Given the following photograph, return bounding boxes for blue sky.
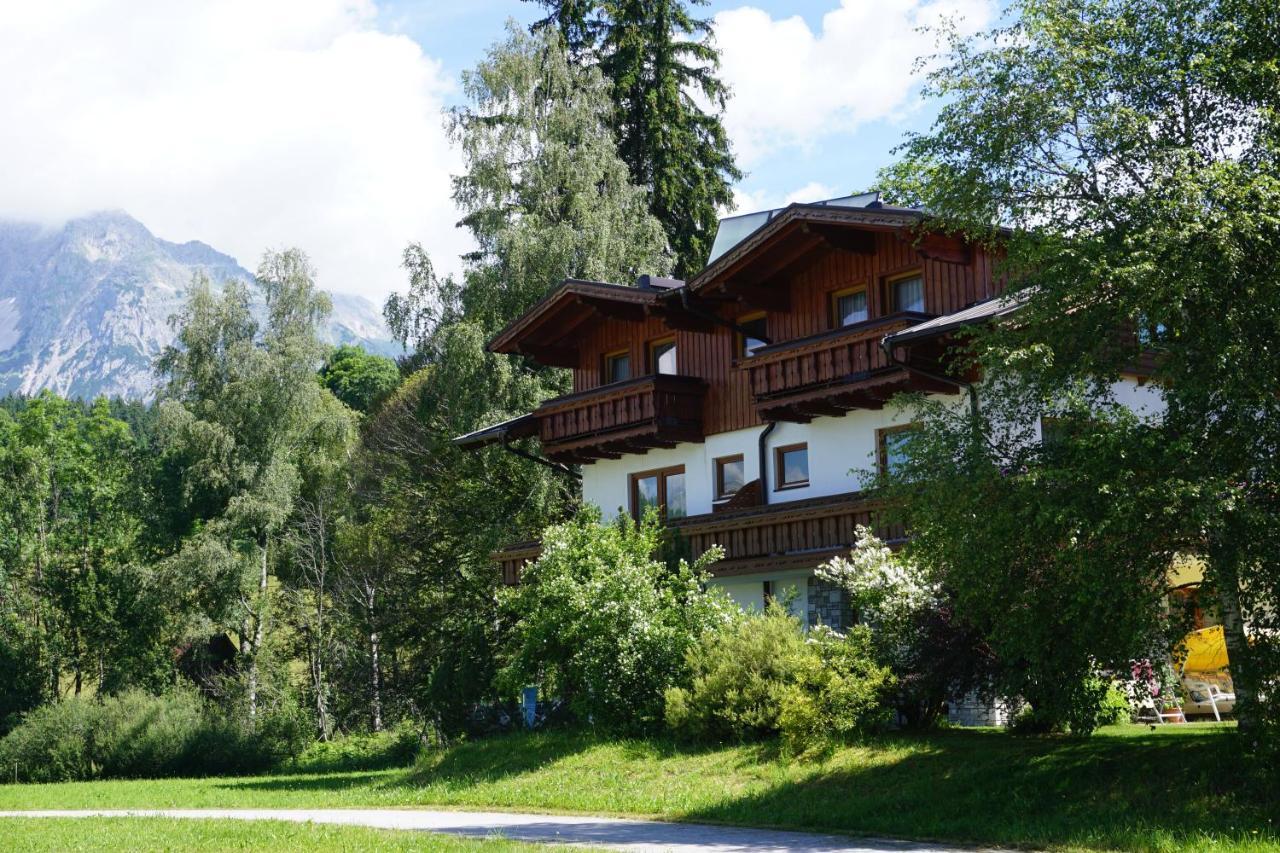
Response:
[0,0,997,301]
[380,0,977,213]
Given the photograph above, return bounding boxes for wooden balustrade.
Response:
[745,312,934,422]
[533,373,707,462]
[492,490,901,584]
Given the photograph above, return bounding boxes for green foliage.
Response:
[665,605,894,750]
[499,508,728,733]
[289,723,421,773]
[881,0,1280,738]
[878,390,1179,735]
[0,689,303,783]
[156,250,358,725]
[531,0,742,276]
[365,24,674,736]
[319,344,400,414]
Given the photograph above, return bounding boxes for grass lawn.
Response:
[0,723,1273,852]
[0,817,563,852]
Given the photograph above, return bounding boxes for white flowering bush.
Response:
[817,526,940,637]
[498,507,731,733]
[818,526,992,727]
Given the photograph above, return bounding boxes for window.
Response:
[630,466,686,520]
[648,337,677,375]
[603,349,631,383]
[736,312,768,359]
[877,424,919,476]
[889,273,925,314]
[714,454,745,501]
[774,443,809,490]
[831,287,868,327]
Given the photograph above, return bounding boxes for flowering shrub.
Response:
[818,527,993,727]
[498,507,730,734]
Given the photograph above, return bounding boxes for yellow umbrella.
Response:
[1177,625,1230,673]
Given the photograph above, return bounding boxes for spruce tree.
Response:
[530,0,742,277]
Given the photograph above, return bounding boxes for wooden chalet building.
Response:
[456,191,1164,632]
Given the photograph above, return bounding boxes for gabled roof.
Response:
[487,278,671,365]
[692,197,927,292]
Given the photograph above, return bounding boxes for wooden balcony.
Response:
[746,312,943,422]
[535,373,707,463]
[492,490,901,584]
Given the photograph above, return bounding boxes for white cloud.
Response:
[0,0,467,302]
[714,0,996,166]
[728,181,840,215]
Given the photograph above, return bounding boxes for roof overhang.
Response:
[690,203,927,294]
[487,279,672,366]
[882,290,1031,348]
[451,413,538,450]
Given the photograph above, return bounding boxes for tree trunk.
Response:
[371,625,384,732]
[1217,574,1256,735]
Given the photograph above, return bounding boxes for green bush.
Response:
[289,723,420,773]
[1098,681,1134,726]
[665,605,894,751]
[0,689,306,783]
[499,508,730,733]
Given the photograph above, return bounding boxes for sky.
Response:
[0,0,997,304]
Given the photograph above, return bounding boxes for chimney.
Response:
[636,274,685,291]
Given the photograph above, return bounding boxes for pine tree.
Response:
[530,0,742,278]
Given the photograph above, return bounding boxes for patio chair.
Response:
[1205,684,1235,723]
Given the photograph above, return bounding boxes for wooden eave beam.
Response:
[577,295,648,321]
[802,223,876,255]
[516,342,579,368]
[725,281,790,311]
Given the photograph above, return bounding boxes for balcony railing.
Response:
[535,373,707,462]
[493,489,901,584]
[746,312,933,422]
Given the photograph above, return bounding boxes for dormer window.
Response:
[737,312,768,359]
[889,273,925,314]
[832,287,868,327]
[604,349,631,383]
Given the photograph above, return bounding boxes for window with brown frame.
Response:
[630,465,686,520]
[830,286,868,328]
[773,442,809,490]
[887,271,926,314]
[877,424,920,477]
[736,312,768,359]
[647,336,677,375]
[603,348,631,383]
[713,454,745,501]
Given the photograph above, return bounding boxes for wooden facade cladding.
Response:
[558,231,998,436]
[492,489,902,584]
[535,373,707,462]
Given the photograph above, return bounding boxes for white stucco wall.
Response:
[580,392,959,522]
[712,570,810,620]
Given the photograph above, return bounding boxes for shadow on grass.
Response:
[409,729,599,787]
[680,726,1277,849]
[213,770,392,794]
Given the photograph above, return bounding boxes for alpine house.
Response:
[455,191,1165,632]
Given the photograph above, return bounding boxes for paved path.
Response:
[0,808,997,852]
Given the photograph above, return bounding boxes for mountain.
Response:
[0,211,400,400]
